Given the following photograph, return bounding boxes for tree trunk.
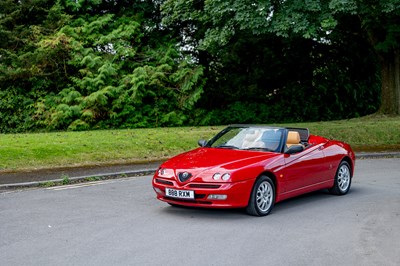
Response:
[378,50,400,114]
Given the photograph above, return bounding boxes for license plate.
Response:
[165,188,194,199]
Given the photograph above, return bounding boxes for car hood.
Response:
[161,147,279,173]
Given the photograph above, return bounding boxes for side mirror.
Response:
[285,145,304,154]
[198,139,207,147]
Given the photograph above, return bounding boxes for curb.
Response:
[1,152,399,190]
[0,169,156,190]
[355,152,400,159]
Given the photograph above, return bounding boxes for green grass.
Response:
[281,115,400,151]
[0,115,399,172]
[0,127,221,171]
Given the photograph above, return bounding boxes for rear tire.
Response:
[329,161,352,195]
[246,176,275,216]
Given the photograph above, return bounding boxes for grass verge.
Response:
[0,115,399,172]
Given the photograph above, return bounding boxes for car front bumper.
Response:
[152,177,254,208]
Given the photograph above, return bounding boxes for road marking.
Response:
[45,176,143,191]
[46,180,116,191]
[0,190,21,195]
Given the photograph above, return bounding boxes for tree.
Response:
[0,0,70,132]
[0,0,205,132]
[163,0,399,114]
[32,0,205,130]
[353,0,400,114]
[161,0,381,123]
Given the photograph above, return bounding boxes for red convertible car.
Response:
[152,125,355,216]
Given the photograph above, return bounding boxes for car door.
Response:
[282,143,330,194]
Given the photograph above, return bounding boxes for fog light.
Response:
[207,194,227,200]
[154,187,163,194]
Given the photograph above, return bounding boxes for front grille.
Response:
[178,172,192,182]
[188,184,221,189]
[155,178,173,186]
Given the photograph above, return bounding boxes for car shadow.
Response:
[160,204,249,220]
[272,186,364,214]
[159,186,365,219]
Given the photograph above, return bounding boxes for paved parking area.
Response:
[1,158,399,266]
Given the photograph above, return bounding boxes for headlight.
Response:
[213,173,221,180]
[221,173,231,181]
[157,168,174,178]
[212,172,231,181]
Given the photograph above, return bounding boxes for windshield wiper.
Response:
[216,145,239,149]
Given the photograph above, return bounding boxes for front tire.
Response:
[246,176,275,216]
[329,161,352,195]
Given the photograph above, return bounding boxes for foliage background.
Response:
[1,0,395,133]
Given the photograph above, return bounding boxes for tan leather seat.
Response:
[286,131,301,148]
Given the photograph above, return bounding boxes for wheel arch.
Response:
[256,171,278,195]
[341,156,354,177]
[246,171,277,216]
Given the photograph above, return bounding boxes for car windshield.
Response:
[208,127,284,152]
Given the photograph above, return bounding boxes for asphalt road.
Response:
[1,158,399,266]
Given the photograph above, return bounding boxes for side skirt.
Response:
[276,179,334,202]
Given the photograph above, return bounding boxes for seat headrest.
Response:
[287,131,301,145]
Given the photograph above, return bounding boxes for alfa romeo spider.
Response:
[152,125,355,216]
